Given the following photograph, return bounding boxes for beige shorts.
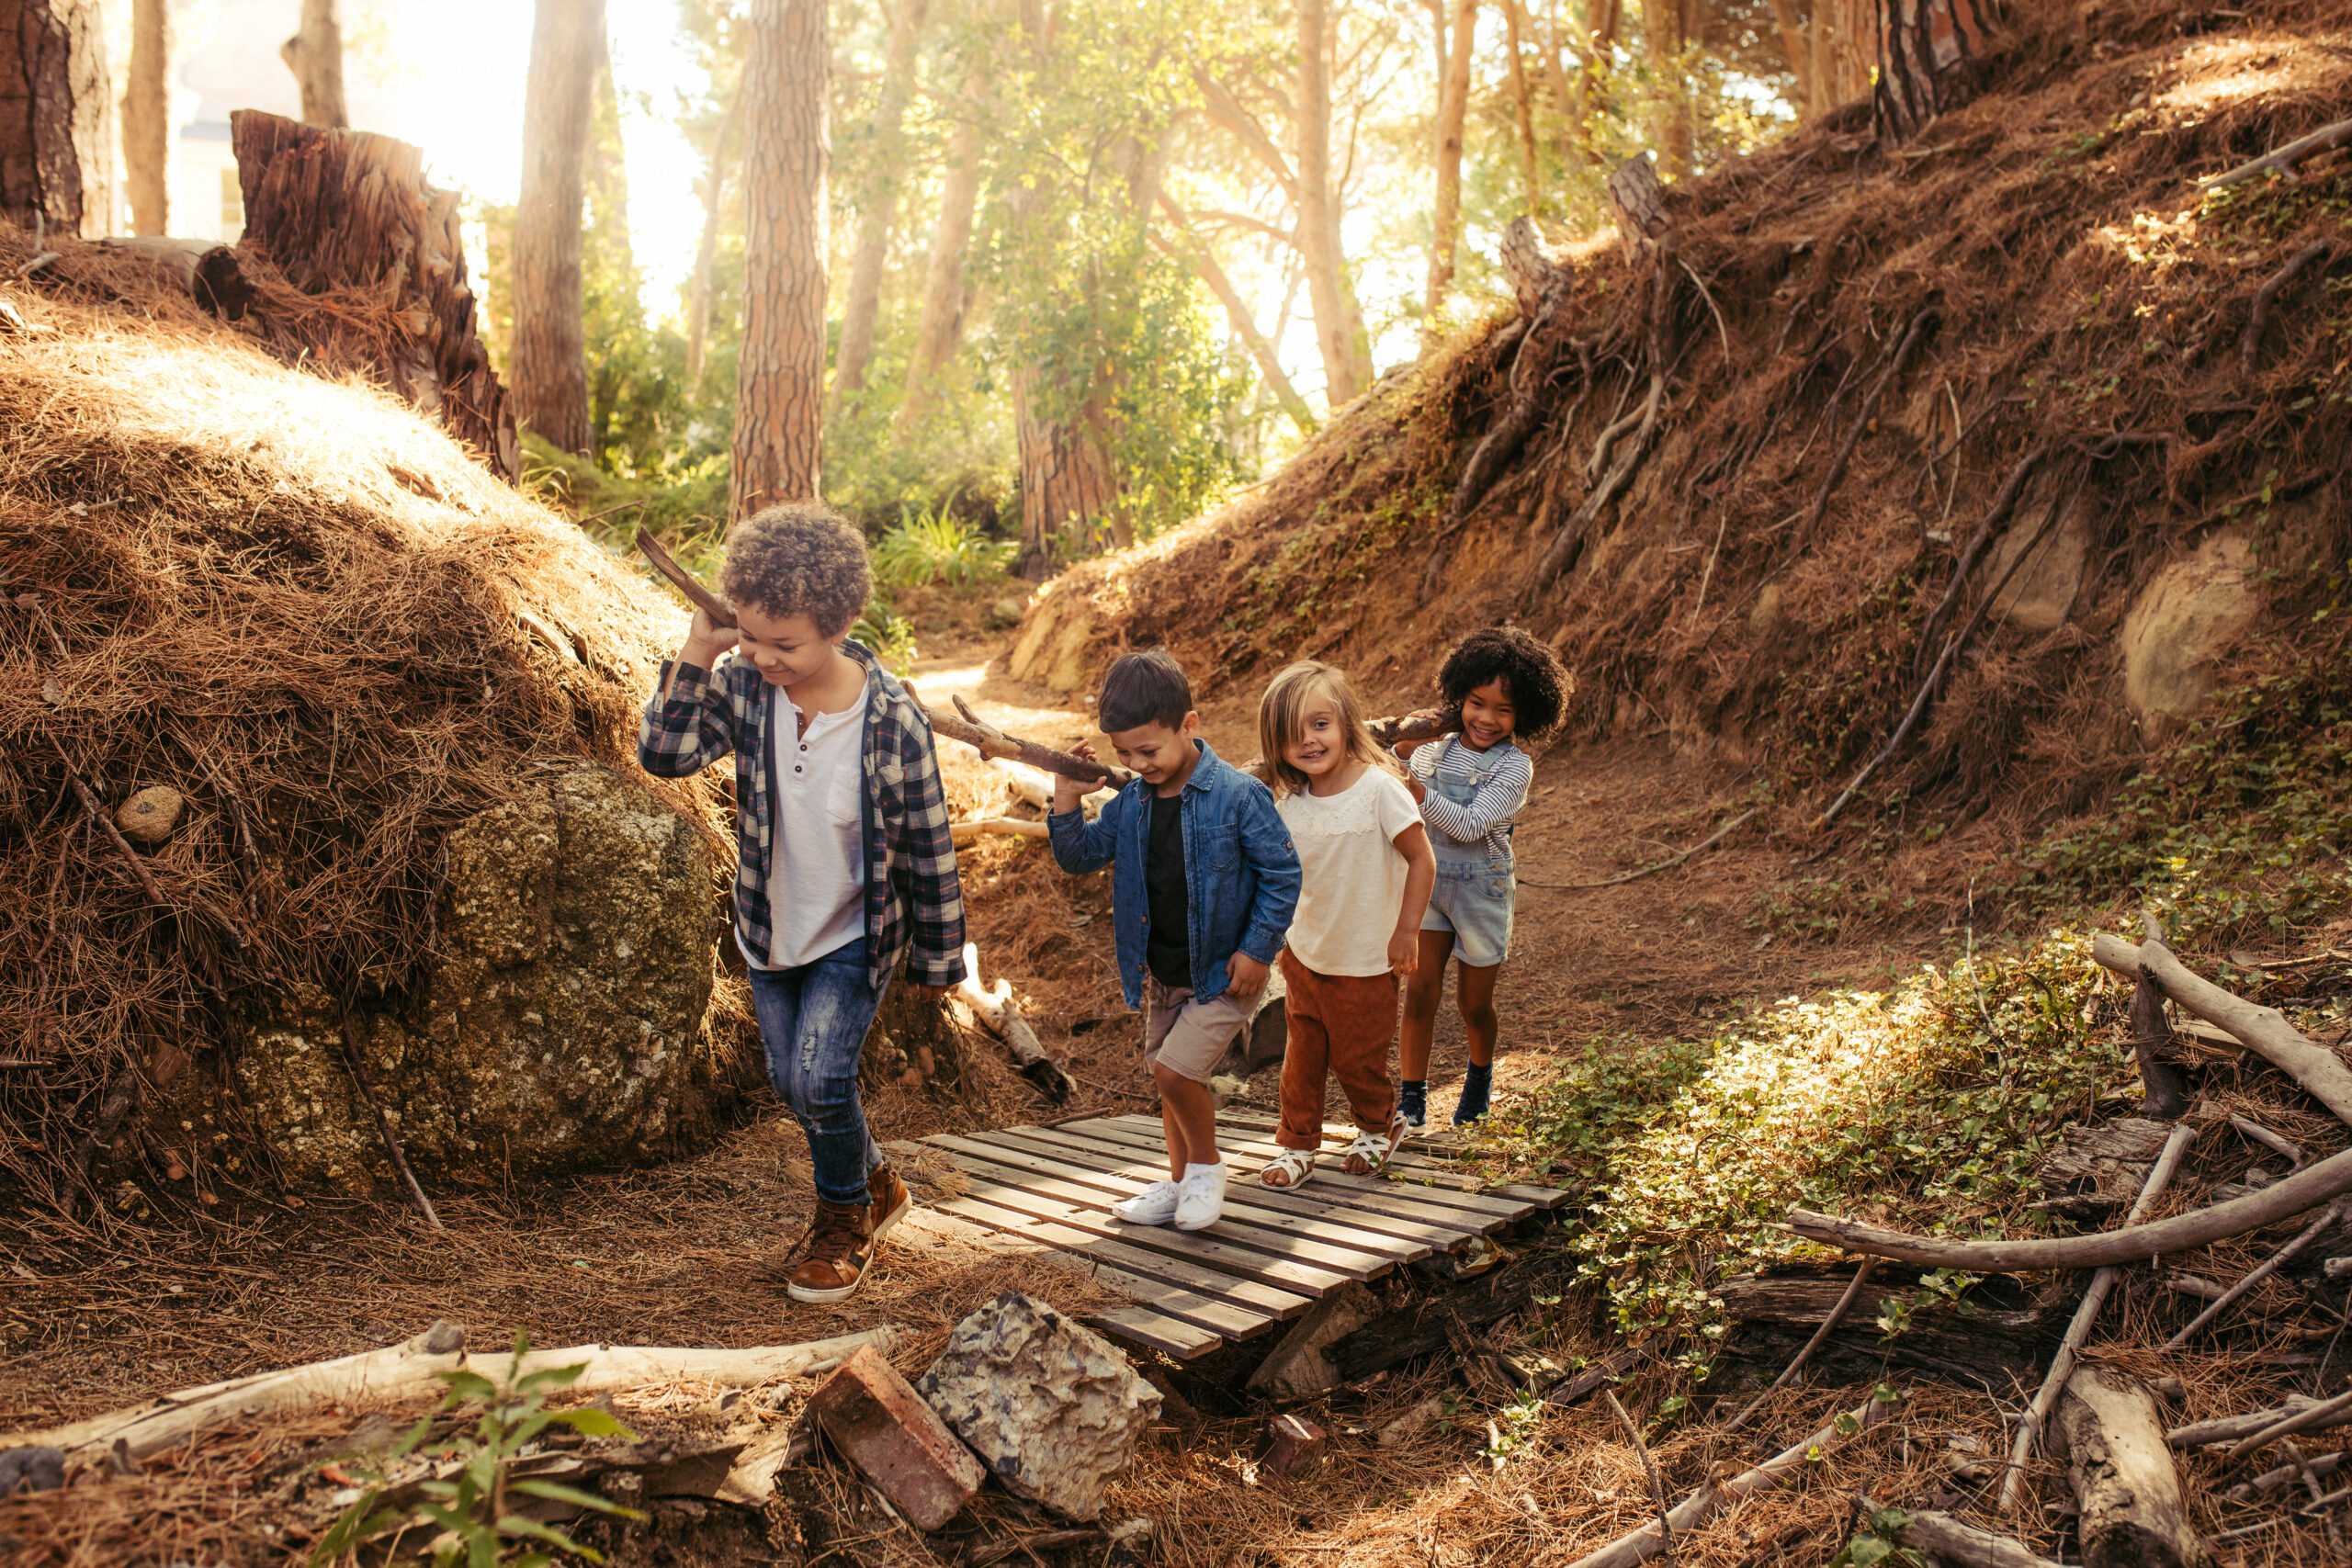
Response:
[1142,977,1254,1085]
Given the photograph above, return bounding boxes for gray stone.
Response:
[916,1292,1160,1521]
[1245,1281,1376,1403]
[986,594,1029,630]
[235,763,731,1188]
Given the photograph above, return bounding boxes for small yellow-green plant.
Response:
[311,1334,643,1568]
[874,502,1012,588]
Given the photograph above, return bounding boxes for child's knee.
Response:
[1403,974,1442,1015]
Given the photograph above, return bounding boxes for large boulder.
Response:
[235,763,731,1188]
[2120,531,2258,738]
[915,1292,1160,1520]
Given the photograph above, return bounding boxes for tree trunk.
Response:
[1641,0,1690,176]
[833,0,930,407]
[1295,0,1371,407]
[1423,0,1477,346]
[230,110,521,480]
[897,78,982,430]
[684,79,742,389]
[121,0,167,233]
[1,0,111,237]
[1872,0,1993,145]
[1013,373,1118,579]
[512,0,605,457]
[278,0,347,130]
[1762,0,1813,114]
[730,0,830,516]
[1499,0,1540,214]
[1811,0,1871,115]
[2053,1368,2199,1568]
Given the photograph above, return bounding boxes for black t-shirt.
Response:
[1145,790,1192,989]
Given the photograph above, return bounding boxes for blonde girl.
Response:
[1251,661,1436,1188]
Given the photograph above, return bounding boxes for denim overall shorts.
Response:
[1417,737,1518,968]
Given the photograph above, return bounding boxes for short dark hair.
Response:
[1098,648,1193,733]
[1438,626,1572,740]
[721,502,872,635]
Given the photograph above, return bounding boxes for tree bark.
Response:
[1873,0,1993,144]
[684,78,742,389]
[1641,0,1690,177]
[1811,0,1872,116]
[512,0,605,457]
[122,0,167,233]
[231,110,522,481]
[1295,0,1371,407]
[2053,1369,2199,1568]
[731,0,830,515]
[1,0,111,236]
[899,64,985,430]
[833,0,930,406]
[1422,0,1477,346]
[277,0,347,130]
[1499,0,1541,214]
[1012,371,1118,578]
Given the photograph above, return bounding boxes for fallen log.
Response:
[1563,1387,1900,1568]
[2092,932,2352,1126]
[2053,1368,2199,1568]
[1784,1139,2352,1270]
[954,942,1077,1103]
[1721,1258,1877,1433]
[6,1321,896,1465]
[1996,1122,2195,1513]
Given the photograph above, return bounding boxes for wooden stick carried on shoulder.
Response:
[633,527,1131,790]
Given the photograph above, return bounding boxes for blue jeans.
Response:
[746,935,888,1206]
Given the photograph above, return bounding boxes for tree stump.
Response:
[229,109,519,482]
[2053,1367,2199,1568]
[1605,155,1669,264]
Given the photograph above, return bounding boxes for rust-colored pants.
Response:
[1275,949,1399,1151]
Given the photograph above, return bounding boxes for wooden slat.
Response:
[1061,1118,1523,1227]
[1172,1111,1573,1211]
[917,1192,1314,1321]
[911,1147,1356,1294]
[924,1134,1415,1276]
[922,1196,1280,1340]
[1080,1116,1535,1219]
[897,1208,1226,1359]
[1001,1124,1493,1247]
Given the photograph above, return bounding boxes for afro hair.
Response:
[1436,626,1573,740]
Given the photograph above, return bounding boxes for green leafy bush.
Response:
[874,503,1013,588]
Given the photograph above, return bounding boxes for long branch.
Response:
[2092,933,2352,1126]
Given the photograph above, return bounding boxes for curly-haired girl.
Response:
[1396,626,1570,1127]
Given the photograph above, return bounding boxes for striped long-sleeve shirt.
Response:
[1408,736,1532,860]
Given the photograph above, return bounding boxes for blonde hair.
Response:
[1257,660,1403,798]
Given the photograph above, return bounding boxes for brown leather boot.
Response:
[786,1199,874,1303]
[868,1164,913,1246]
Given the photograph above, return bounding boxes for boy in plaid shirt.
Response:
[639,503,966,1303]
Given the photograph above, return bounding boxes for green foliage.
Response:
[874,501,1014,588]
[311,1334,643,1567]
[852,599,922,674]
[1832,1506,1925,1568]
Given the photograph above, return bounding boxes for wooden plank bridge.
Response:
[890,1109,1568,1360]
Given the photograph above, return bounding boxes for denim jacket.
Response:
[1046,739,1300,1010]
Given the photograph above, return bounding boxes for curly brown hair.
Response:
[1437,626,1573,740]
[720,502,872,634]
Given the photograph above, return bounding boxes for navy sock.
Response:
[1398,1080,1427,1123]
[1453,1063,1493,1124]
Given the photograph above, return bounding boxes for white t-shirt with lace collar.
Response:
[1274,763,1423,977]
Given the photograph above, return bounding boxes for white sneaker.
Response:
[1113,1180,1181,1225]
[1173,1163,1227,1232]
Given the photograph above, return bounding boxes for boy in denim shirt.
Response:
[1048,649,1300,1230]
[639,503,965,1303]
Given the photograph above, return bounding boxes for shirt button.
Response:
[794,765,803,773]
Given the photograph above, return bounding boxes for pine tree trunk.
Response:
[1499,0,1540,214]
[230,110,520,480]
[122,0,167,233]
[277,0,348,130]
[1013,373,1118,580]
[1295,0,1370,408]
[899,60,985,430]
[1,0,112,237]
[1422,0,1476,345]
[730,0,830,517]
[684,80,742,389]
[1642,0,1690,176]
[1873,0,1992,144]
[1762,0,1814,114]
[1811,0,1872,115]
[511,0,605,457]
[833,0,930,407]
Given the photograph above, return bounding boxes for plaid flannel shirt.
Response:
[638,638,966,992]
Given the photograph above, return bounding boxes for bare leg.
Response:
[1455,960,1501,1067]
[1155,1064,1222,1172]
[1398,930,1454,1082]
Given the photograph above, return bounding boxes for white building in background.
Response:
[164,0,401,242]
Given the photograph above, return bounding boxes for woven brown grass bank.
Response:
[0,226,731,1218]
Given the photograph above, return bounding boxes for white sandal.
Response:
[1340,1117,1407,1177]
[1258,1148,1316,1190]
